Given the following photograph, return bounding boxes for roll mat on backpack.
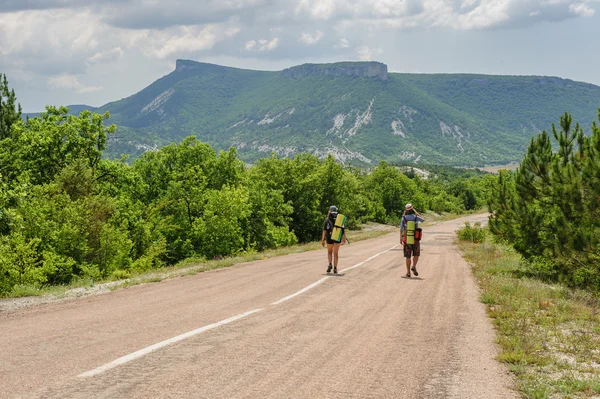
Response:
[330,213,346,243]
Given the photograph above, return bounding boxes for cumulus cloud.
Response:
[337,38,350,48]
[0,9,106,75]
[356,45,383,61]
[87,47,124,65]
[143,25,220,58]
[292,0,597,30]
[100,0,269,29]
[245,37,280,51]
[260,37,280,51]
[299,30,324,45]
[48,74,102,93]
[295,0,338,20]
[569,3,595,16]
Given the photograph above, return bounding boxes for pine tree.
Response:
[0,73,22,140]
[489,109,600,289]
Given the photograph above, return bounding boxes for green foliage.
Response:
[457,222,487,243]
[364,161,423,223]
[488,110,600,290]
[1,106,115,185]
[0,73,22,140]
[192,186,250,259]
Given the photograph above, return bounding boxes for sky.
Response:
[1,0,599,112]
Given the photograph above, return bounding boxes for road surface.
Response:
[0,214,517,398]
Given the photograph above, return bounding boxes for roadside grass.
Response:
[6,221,399,301]
[458,226,600,399]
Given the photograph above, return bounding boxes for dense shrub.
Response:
[457,222,487,243]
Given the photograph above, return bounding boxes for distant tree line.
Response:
[0,74,490,296]
[488,110,600,291]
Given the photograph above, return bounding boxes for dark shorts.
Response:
[326,238,338,245]
[403,241,421,258]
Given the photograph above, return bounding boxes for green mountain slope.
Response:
[83,60,600,166]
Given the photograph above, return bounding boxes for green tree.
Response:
[365,161,423,223]
[0,107,116,185]
[489,110,600,289]
[0,73,22,140]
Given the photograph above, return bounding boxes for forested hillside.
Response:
[51,60,600,167]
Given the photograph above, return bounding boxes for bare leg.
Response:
[406,257,411,275]
[332,243,341,268]
[327,244,333,265]
[412,256,419,269]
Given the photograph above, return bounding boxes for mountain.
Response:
[53,60,600,166]
[23,104,98,120]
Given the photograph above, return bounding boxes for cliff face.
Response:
[175,59,389,81]
[282,62,388,81]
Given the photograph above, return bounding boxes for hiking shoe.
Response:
[411,267,419,276]
[327,264,333,273]
[333,267,337,274]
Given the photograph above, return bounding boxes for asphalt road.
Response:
[0,214,517,399]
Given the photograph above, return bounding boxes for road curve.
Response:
[0,214,517,399]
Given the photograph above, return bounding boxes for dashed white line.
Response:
[271,245,398,305]
[271,277,330,305]
[79,244,399,377]
[339,245,398,273]
[78,308,264,378]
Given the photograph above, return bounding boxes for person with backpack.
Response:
[400,203,425,278]
[321,205,347,274]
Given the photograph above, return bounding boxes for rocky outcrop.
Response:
[282,62,388,81]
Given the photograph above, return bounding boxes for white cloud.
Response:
[299,30,324,45]
[292,0,598,30]
[48,74,102,93]
[246,37,280,51]
[338,38,350,48]
[357,45,383,61]
[100,0,270,29]
[262,37,280,50]
[144,25,219,58]
[87,47,124,65]
[569,3,595,16]
[226,26,241,37]
[295,0,338,20]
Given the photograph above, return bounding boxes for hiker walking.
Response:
[400,203,424,278]
[321,205,347,274]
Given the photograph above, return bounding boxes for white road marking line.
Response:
[271,277,330,305]
[271,245,398,305]
[79,245,400,377]
[78,308,264,378]
[339,245,398,273]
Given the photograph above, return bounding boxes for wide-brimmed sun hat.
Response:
[405,203,413,210]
